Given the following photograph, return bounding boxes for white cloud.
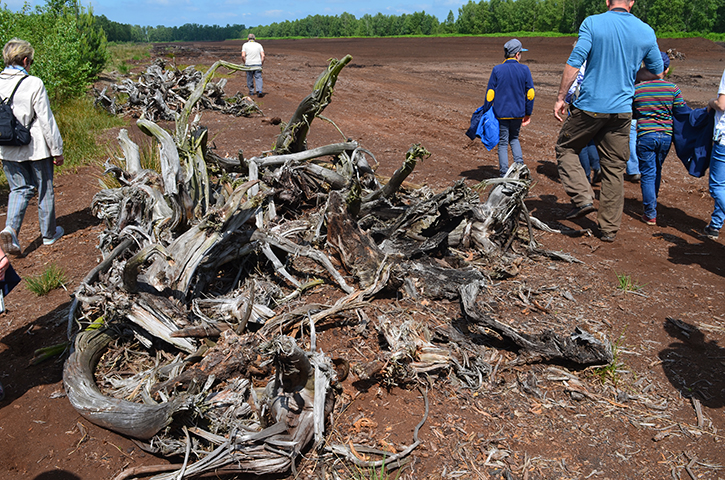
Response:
[260,9,286,18]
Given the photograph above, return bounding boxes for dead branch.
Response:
[274,55,352,154]
[460,283,613,366]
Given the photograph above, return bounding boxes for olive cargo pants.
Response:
[555,107,632,235]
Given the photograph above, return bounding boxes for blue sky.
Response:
[4,0,466,28]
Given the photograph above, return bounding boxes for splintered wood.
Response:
[66,55,612,479]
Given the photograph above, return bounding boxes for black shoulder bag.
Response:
[0,75,34,146]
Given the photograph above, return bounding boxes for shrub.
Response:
[0,0,109,102]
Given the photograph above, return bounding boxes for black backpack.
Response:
[0,75,33,146]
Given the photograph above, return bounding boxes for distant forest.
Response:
[97,0,725,42]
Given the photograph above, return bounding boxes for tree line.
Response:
[95,16,246,43]
[89,0,725,44]
[245,0,725,38]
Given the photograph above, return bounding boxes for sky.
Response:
[4,0,467,28]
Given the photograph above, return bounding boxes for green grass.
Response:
[351,463,401,480]
[614,271,645,292]
[54,96,126,170]
[106,43,152,74]
[25,263,68,296]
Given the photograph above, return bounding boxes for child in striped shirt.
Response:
[632,51,686,225]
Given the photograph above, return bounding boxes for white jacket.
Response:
[0,68,63,161]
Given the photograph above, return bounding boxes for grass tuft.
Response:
[54,96,126,170]
[614,271,644,292]
[25,264,68,296]
[352,464,401,480]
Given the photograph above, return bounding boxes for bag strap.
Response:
[6,75,28,106]
[2,75,35,129]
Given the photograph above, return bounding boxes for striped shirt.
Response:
[633,79,686,137]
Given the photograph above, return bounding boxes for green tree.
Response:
[39,0,108,77]
[456,1,491,34]
[439,10,457,34]
[1,2,101,101]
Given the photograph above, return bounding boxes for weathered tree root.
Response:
[64,328,190,440]
[460,283,613,366]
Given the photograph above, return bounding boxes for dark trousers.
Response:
[555,107,632,234]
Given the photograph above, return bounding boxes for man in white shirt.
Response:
[242,33,265,97]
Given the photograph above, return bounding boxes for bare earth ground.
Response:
[1,36,725,480]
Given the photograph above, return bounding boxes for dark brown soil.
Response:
[1,36,724,480]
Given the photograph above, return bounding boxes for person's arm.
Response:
[260,47,265,64]
[709,94,725,112]
[523,69,534,126]
[0,245,8,281]
[33,79,64,158]
[640,42,665,81]
[241,50,247,63]
[483,69,497,112]
[554,64,579,122]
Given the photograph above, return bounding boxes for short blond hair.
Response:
[3,38,34,67]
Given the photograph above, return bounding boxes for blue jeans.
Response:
[636,132,672,219]
[246,65,263,94]
[627,120,640,175]
[498,118,523,176]
[578,141,600,180]
[2,158,57,239]
[708,142,725,230]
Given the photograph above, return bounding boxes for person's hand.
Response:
[0,253,9,281]
[553,99,568,122]
[522,115,531,127]
[53,155,64,166]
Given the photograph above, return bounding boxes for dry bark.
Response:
[326,190,386,288]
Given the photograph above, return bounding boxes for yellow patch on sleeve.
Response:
[527,88,535,101]
[486,89,495,102]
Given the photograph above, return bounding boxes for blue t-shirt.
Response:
[568,10,663,114]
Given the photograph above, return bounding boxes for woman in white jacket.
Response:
[0,38,64,256]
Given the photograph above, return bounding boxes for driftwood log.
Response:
[274,54,352,154]
[64,327,190,440]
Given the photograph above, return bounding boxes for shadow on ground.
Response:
[659,318,725,409]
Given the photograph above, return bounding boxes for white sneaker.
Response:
[43,226,64,246]
[0,227,21,256]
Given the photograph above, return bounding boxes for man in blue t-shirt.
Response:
[553,0,663,242]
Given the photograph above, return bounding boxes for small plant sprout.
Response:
[593,330,626,386]
[25,264,68,296]
[614,271,645,293]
